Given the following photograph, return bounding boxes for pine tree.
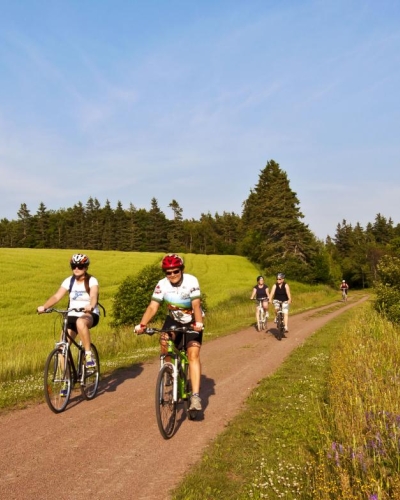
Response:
[241,160,318,280]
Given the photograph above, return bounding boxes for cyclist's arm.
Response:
[286,284,292,304]
[269,284,276,302]
[191,297,203,331]
[37,286,68,313]
[87,284,99,313]
[140,300,160,326]
[250,288,256,300]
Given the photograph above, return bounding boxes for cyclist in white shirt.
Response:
[37,253,99,369]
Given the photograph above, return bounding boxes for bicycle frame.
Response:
[145,325,198,439]
[160,337,190,402]
[43,307,100,413]
[252,297,268,331]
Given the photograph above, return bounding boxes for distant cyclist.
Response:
[250,276,269,324]
[340,280,349,301]
[269,273,292,333]
[37,253,100,369]
[134,254,204,412]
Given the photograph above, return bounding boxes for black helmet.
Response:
[256,275,264,281]
[70,253,90,267]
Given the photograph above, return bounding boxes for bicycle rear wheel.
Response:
[44,348,71,413]
[80,343,100,400]
[155,364,177,439]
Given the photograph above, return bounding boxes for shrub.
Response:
[374,255,400,324]
[111,263,164,328]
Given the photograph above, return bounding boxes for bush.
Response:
[374,255,400,324]
[110,263,164,328]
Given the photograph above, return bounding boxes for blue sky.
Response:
[1,0,399,240]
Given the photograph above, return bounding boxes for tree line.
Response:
[1,160,399,288]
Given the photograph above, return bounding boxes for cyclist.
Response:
[269,272,292,333]
[37,253,100,369]
[250,275,269,325]
[134,254,204,412]
[340,279,349,301]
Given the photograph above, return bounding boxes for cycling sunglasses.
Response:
[70,264,87,270]
[165,269,181,276]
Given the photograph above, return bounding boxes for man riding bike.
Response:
[134,254,204,412]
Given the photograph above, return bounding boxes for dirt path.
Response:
[0,297,368,500]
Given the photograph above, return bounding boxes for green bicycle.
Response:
[145,325,198,439]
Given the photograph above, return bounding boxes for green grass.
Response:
[171,298,400,500]
[0,248,339,410]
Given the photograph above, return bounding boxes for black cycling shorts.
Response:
[162,316,203,349]
[67,313,99,333]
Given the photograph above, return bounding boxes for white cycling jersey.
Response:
[61,275,100,317]
[151,273,201,324]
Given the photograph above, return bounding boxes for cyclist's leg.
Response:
[187,344,201,395]
[75,314,94,352]
[282,303,289,330]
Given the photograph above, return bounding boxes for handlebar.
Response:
[40,307,86,314]
[144,326,199,336]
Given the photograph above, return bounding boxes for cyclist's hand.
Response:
[192,322,204,332]
[134,324,146,334]
[37,306,45,314]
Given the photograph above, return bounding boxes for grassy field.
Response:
[0,248,338,409]
[171,299,400,499]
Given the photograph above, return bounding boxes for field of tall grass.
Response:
[171,301,400,500]
[0,248,338,409]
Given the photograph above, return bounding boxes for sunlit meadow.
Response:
[1,248,338,411]
[171,299,400,500]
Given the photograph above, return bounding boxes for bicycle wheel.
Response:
[81,343,100,400]
[155,364,177,439]
[44,348,71,413]
[257,308,263,331]
[276,314,283,341]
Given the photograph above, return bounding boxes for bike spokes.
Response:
[44,348,71,413]
[155,365,177,439]
[81,344,100,400]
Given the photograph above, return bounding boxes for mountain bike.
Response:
[145,325,198,439]
[42,308,100,413]
[274,301,287,341]
[341,288,348,302]
[252,298,268,331]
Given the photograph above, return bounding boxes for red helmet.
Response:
[161,253,184,270]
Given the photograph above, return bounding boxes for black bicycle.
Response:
[145,325,198,439]
[42,308,100,413]
[274,301,287,341]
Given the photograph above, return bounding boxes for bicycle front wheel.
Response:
[257,309,263,331]
[276,314,284,341]
[44,348,71,413]
[81,343,100,400]
[155,364,177,439]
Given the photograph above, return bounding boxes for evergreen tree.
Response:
[241,160,318,281]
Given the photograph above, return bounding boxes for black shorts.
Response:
[162,316,203,349]
[67,313,99,333]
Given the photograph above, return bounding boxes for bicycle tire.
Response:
[155,364,177,439]
[276,313,283,341]
[257,308,263,331]
[44,348,71,413]
[80,343,100,400]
